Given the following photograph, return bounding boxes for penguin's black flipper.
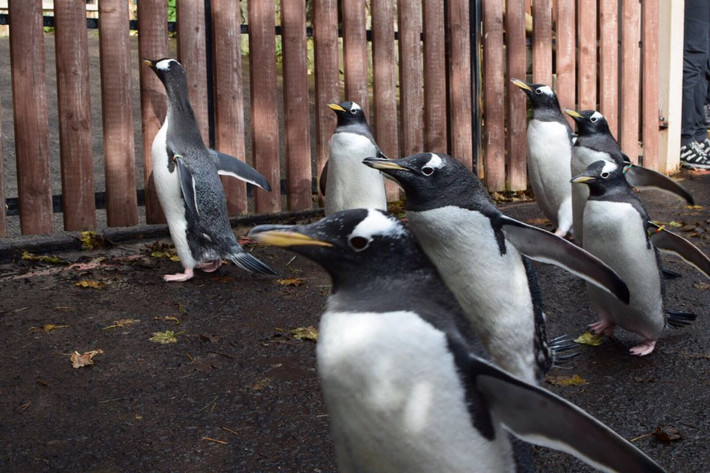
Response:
[665,310,697,328]
[175,155,199,217]
[228,251,277,276]
[499,216,631,304]
[208,149,272,191]
[468,356,666,473]
[624,165,695,205]
[318,160,329,196]
[648,222,710,278]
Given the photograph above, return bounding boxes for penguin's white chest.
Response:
[317,309,514,473]
[151,118,196,267]
[583,200,664,339]
[407,207,537,384]
[325,133,387,215]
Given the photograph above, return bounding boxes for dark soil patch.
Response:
[1,171,709,472]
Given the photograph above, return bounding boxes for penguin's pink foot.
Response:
[197,260,222,273]
[163,267,195,282]
[629,340,657,356]
[589,320,616,337]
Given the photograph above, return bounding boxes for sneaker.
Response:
[680,141,710,169]
[705,104,710,127]
[698,137,710,155]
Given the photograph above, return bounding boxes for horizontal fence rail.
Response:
[0,0,674,237]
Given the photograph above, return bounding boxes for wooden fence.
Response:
[0,0,681,237]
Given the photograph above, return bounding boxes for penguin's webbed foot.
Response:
[163,267,195,282]
[629,339,656,356]
[588,320,616,337]
[198,260,223,273]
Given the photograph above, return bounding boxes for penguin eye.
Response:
[535,88,543,95]
[348,236,370,251]
[421,166,435,176]
[350,108,358,115]
[600,171,610,179]
[590,116,598,123]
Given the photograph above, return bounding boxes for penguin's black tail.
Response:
[666,310,697,329]
[229,251,277,275]
[550,334,580,365]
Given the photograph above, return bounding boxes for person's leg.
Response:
[681,0,710,147]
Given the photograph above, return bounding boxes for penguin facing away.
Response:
[565,109,694,246]
[145,58,275,282]
[364,153,630,385]
[572,159,708,356]
[320,101,388,215]
[248,208,664,473]
[511,79,574,237]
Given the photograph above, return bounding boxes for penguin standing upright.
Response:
[145,58,275,282]
[364,153,630,384]
[320,101,388,215]
[511,79,574,237]
[249,208,664,473]
[565,109,694,245]
[572,158,709,355]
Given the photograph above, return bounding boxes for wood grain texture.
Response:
[577,0,597,110]
[447,0,473,170]
[422,0,447,154]
[621,0,641,163]
[599,0,619,136]
[398,0,424,157]
[641,0,659,170]
[482,0,505,190]
[507,0,528,191]
[342,0,369,117]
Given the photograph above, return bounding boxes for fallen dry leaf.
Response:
[154,315,180,325]
[75,280,106,289]
[79,231,111,250]
[290,326,319,341]
[653,425,682,445]
[102,319,140,330]
[546,374,588,386]
[574,331,604,346]
[70,349,104,368]
[686,205,704,210]
[693,282,710,291]
[251,377,272,391]
[21,251,65,264]
[149,331,178,344]
[276,278,305,287]
[29,324,69,333]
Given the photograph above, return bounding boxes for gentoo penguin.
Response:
[320,101,388,215]
[248,209,664,473]
[511,79,573,237]
[364,153,630,385]
[144,58,275,281]
[565,109,694,246]
[572,159,709,355]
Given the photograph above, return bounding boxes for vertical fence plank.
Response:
[371,0,400,200]
[423,0,447,153]
[621,0,641,163]
[447,0,473,170]
[99,0,138,227]
[248,0,281,212]
[342,0,369,117]
[482,0,505,190]
[0,96,5,236]
[599,0,619,136]
[55,0,96,231]
[532,0,552,86]
[282,0,312,210]
[313,0,340,181]
[137,0,168,224]
[176,0,209,144]
[507,0,528,191]
[211,0,247,215]
[9,0,53,234]
[577,0,597,110]
[398,0,424,157]
[642,0,659,170]
[555,0,575,116]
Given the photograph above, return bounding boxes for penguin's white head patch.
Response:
[535,85,554,96]
[156,59,177,71]
[422,154,445,176]
[600,160,618,178]
[348,210,404,251]
[590,111,604,123]
[349,102,362,113]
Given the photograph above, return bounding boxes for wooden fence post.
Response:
[482,0,505,189]
[211,0,248,215]
[657,0,683,172]
[248,0,281,213]
[600,0,619,136]
[577,0,597,110]
[532,0,552,86]
[642,0,660,170]
[282,0,313,210]
[98,0,139,227]
[9,0,53,234]
[621,0,641,163]
[447,0,473,170]
[556,0,576,119]
[398,0,424,158]
[313,0,340,184]
[137,0,169,224]
[422,0,447,154]
[176,0,209,145]
[55,0,96,231]
[507,0,528,191]
[372,0,401,200]
[342,0,370,118]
